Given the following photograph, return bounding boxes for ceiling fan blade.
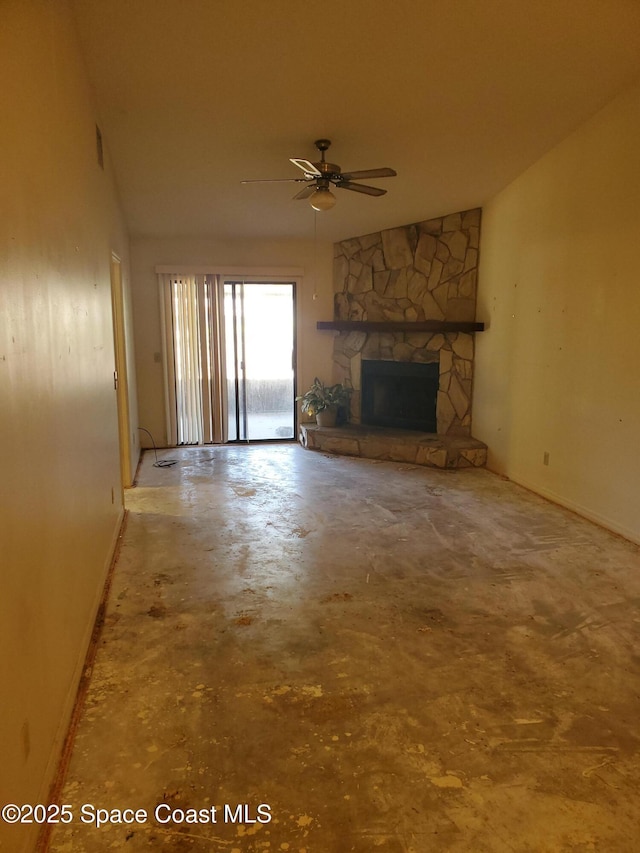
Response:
[337,181,387,197]
[292,184,316,200]
[340,167,397,180]
[290,158,322,177]
[241,178,308,184]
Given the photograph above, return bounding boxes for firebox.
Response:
[361,359,439,432]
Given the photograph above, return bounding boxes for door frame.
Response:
[110,253,132,488]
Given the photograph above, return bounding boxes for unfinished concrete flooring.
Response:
[49,445,640,852]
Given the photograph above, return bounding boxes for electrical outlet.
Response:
[111,487,115,503]
[543,452,550,466]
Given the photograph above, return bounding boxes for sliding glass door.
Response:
[223,281,295,442]
[160,274,296,445]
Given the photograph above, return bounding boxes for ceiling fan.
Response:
[241,139,397,211]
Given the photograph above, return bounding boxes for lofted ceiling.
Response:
[72,0,640,244]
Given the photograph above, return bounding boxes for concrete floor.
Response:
[49,445,640,852]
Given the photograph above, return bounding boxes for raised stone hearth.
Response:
[299,424,487,469]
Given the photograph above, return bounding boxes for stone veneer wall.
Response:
[332,208,481,436]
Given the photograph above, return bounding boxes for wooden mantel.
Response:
[316,320,485,333]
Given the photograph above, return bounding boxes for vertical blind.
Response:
[159,274,226,446]
[171,275,203,444]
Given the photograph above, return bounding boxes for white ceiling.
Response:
[72,0,640,244]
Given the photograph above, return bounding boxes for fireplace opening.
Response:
[361,359,439,432]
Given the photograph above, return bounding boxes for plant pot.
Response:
[316,407,337,427]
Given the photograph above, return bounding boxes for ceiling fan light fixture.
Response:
[309,186,336,211]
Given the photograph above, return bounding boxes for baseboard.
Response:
[35,507,127,853]
[501,473,640,546]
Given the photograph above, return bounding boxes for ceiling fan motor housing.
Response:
[315,161,341,177]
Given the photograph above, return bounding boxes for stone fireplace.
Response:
[332,208,482,436]
[299,207,487,469]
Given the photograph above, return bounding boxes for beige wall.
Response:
[474,80,640,544]
[131,236,335,446]
[0,3,137,850]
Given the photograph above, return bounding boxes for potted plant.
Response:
[296,377,352,427]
